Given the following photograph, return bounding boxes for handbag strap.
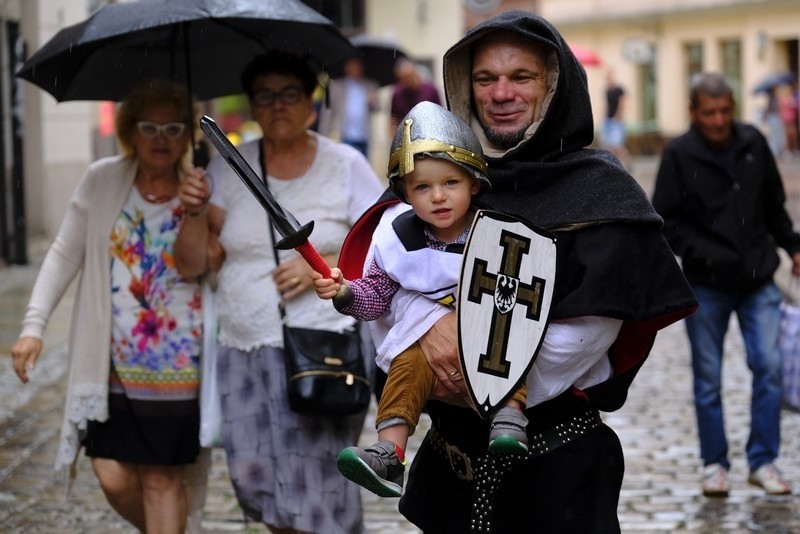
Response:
[267,220,286,320]
[258,142,288,320]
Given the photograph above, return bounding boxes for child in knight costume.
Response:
[312,101,529,498]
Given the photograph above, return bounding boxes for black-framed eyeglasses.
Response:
[251,86,305,107]
[136,121,187,139]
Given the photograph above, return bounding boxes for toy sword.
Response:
[199,115,331,278]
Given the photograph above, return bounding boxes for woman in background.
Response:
[175,51,383,533]
[11,80,207,533]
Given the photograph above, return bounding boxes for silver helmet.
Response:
[388,101,490,203]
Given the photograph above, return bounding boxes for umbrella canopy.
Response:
[16,0,356,102]
[570,43,602,67]
[328,34,408,87]
[752,72,796,94]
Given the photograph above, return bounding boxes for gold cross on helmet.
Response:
[388,118,489,178]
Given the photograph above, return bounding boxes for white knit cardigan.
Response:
[22,156,212,525]
[22,155,143,471]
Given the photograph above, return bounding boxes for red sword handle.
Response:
[295,241,331,279]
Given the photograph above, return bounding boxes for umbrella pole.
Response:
[181,22,204,167]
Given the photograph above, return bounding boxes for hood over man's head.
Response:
[443,10,594,161]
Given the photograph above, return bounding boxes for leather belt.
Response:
[427,407,602,479]
[426,407,603,533]
[428,426,475,481]
[526,407,603,457]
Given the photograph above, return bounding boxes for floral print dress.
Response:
[83,188,202,465]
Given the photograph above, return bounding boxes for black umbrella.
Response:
[328,34,408,87]
[16,0,356,103]
[752,72,796,94]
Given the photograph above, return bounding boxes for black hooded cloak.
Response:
[338,10,696,533]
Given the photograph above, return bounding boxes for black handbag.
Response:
[282,323,371,416]
[261,157,370,416]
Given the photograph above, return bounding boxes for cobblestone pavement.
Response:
[1,156,800,533]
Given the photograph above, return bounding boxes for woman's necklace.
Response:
[136,174,177,204]
[141,191,174,204]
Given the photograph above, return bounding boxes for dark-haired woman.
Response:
[176,52,383,533]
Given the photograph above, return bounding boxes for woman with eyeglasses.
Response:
[10,80,210,533]
[175,51,383,534]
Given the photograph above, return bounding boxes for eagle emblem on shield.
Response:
[457,210,557,417]
[495,275,518,313]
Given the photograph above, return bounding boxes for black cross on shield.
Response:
[457,210,557,417]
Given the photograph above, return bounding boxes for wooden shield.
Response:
[457,210,557,418]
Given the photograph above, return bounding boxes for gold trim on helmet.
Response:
[387,118,489,178]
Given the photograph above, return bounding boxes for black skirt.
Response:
[83,392,200,466]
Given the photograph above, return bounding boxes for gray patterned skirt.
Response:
[217,344,368,533]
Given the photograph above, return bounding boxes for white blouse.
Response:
[208,133,383,351]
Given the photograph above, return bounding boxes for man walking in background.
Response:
[601,69,631,170]
[389,58,441,134]
[318,56,378,158]
[652,72,800,497]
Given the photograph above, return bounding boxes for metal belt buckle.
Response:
[445,443,473,481]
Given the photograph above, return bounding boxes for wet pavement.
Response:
[1,156,800,533]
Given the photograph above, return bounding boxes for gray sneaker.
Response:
[488,406,529,454]
[336,440,405,498]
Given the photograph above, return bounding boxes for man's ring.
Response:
[449,370,459,377]
[292,277,300,286]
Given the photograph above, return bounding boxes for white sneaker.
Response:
[702,463,729,497]
[748,464,792,495]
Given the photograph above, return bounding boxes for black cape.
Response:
[338,10,696,532]
[341,11,695,412]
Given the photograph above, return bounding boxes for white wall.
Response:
[20,0,94,238]
[365,0,464,174]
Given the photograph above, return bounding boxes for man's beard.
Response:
[483,125,527,150]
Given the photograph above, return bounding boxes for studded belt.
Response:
[425,407,603,533]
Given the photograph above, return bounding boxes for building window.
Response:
[638,61,657,125]
[684,42,703,91]
[720,39,742,117]
[684,42,703,114]
[301,0,365,35]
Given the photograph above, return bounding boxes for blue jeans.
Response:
[685,283,783,471]
[601,118,625,148]
[343,139,368,158]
